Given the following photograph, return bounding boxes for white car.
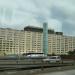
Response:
[43,56,61,63]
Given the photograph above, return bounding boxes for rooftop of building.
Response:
[0,26,63,35]
[24,26,63,35]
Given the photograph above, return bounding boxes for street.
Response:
[37,69,75,75]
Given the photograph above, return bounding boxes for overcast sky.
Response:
[0,0,75,36]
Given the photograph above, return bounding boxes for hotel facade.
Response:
[0,26,75,55]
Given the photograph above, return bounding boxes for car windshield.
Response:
[0,0,75,75]
[50,57,57,59]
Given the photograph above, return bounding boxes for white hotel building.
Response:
[0,26,75,55]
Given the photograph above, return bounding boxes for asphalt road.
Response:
[0,69,75,75]
[37,69,75,75]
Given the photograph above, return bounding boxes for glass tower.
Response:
[43,22,48,56]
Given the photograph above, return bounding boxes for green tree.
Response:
[68,50,75,55]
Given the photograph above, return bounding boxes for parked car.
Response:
[43,56,62,63]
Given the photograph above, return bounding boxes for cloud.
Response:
[0,0,75,35]
[62,19,75,36]
[50,0,75,35]
[51,0,75,19]
[47,19,62,32]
